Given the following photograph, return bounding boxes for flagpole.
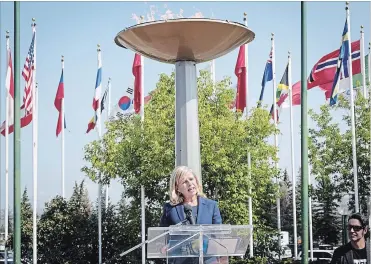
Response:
[243,12,253,258]
[287,51,298,259]
[361,26,367,98]
[31,18,38,264]
[300,3,309,264]
[5,30,10,264]
[97,44,103,264]
[271,32,281,255]
[308,167,314,261]
[140,54,146,264]
[369,41,371,264]
[61,55,65,199]
[346,2,359,213]
[13,2,21,262]
[105,78,111,209]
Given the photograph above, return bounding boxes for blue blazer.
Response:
[160,196,222,227]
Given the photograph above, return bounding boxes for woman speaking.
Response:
[159,166,224,264]
[160,165,222,226]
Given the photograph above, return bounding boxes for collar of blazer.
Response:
[175,196,207,224]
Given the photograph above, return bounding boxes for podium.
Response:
[146,224,252,264]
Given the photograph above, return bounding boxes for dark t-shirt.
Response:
[352,247,367,264]
[331,242,368,264]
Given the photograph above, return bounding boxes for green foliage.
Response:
[82,69,281,259]
[37,196,71,262]
[7,188,33,262]
[307,92,371,244]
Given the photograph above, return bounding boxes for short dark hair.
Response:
[348,213,368,227]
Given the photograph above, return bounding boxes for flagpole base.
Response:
[175,61,202,181]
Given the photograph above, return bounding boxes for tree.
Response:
[307,96,363,244]
[335,94,370,214]
[280,169,294,234]
[7,188,33,262]
[82,70,280,259]
[37,196,71,263]
[65,181,93,263]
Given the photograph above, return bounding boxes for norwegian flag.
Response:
[308,40,360,96]
[20,27,36,120]
[291,40,361,101]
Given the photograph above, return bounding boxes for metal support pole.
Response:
[13,2,22,263]
[301,2,309,264]
[175,61,202,182]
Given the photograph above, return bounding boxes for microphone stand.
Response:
[103,218,190,264]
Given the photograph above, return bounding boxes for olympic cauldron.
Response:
[114,18,255,181]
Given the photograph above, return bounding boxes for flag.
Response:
[362,53,369,87]
[258,47,273,105]
[0,44,15,136]
[308,39,360,96]
[269,63,289,121]
[100,88,108,112]
[86,51,102,134]
[54,69,64,137]
[276,81,301,108]
[133,53,142,114]
[234,45,246,112]
[368,53,371,87]
[1,28,35,135]
[292,40,361,101]
[352,54,368,89]
[86,88,107,134]
[20,27,36,125]
[329,17,350,105]
[366,53,370,86]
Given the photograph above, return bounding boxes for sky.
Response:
[0,1,370,214]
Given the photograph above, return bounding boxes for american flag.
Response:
[21,27,36,117]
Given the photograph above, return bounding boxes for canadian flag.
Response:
[0,45,14,135]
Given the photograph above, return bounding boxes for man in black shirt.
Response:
[331,213,370,264]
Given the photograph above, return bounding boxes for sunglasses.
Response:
[347,225,364,231]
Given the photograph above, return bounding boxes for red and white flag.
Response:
[1,27,36,135]
[0,44,14,135]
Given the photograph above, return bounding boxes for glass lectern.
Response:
[146,224,253,264]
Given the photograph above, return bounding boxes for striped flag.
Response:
[54,69,65,137]
[21,27,36,118]
[1,27,35,135]
[87,88,107,134]
[269,63,289,121]
[86,50,102,134]
[330,17,350,105]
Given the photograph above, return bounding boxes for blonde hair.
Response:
[169,166,205,205]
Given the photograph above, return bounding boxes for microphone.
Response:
[183,204,195,225]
